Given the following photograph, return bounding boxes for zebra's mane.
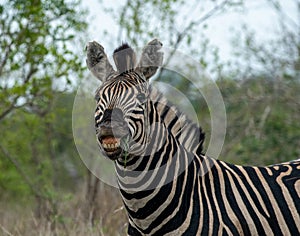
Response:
[113,43,136,74]
[149,86,205,155]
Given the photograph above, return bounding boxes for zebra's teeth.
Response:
[115,142,120,148]
[101,137,121,152]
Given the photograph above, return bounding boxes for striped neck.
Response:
[113,86,206,233]
[114,86,206,189]
[115,100,171,173]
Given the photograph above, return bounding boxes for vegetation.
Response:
[0,0,299,235]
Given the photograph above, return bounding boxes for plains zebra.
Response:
[86,39,300,235]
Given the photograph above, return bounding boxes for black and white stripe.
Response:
[86,39,300,235]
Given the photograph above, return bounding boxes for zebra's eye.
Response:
[136,93,147,103]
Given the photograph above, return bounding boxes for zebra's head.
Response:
[86,39,163,161]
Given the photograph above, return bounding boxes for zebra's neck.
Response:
[148,86,205,155]
[115,98,205,232]
[115,84,207,189]
[116,99,177,180]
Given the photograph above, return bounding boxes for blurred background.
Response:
[0,0,299,235]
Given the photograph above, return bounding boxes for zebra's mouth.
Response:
[100,136,123,160]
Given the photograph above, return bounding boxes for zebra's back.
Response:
[192,157,300,235]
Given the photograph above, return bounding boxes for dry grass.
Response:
[0,184,127,236]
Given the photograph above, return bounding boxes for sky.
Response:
[82,0,298,62]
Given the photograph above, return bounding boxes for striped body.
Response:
[121,153,300,235]
[86,40,300,235]
[116,88,300,235]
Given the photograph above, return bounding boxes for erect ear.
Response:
[86,41,116,82]
[137,39,163,80]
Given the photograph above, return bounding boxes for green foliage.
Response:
[0,0,87,120]
[0,0,88,227]
[0,92,83,201]
[218,77,300,165]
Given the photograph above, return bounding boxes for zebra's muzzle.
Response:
[100,136,122,160]
[96,108,130,160]
[98,134,123,160]
[97,124,129,160]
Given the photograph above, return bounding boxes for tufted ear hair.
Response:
[137,39,163,80]
[113,43,137,74]
[86,41,116,82]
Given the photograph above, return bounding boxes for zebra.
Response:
[86,39,300,235]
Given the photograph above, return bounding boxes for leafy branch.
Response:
[0,144,42,199]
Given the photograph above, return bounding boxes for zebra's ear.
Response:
[137,39,163,80]
[86,41,116,82]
